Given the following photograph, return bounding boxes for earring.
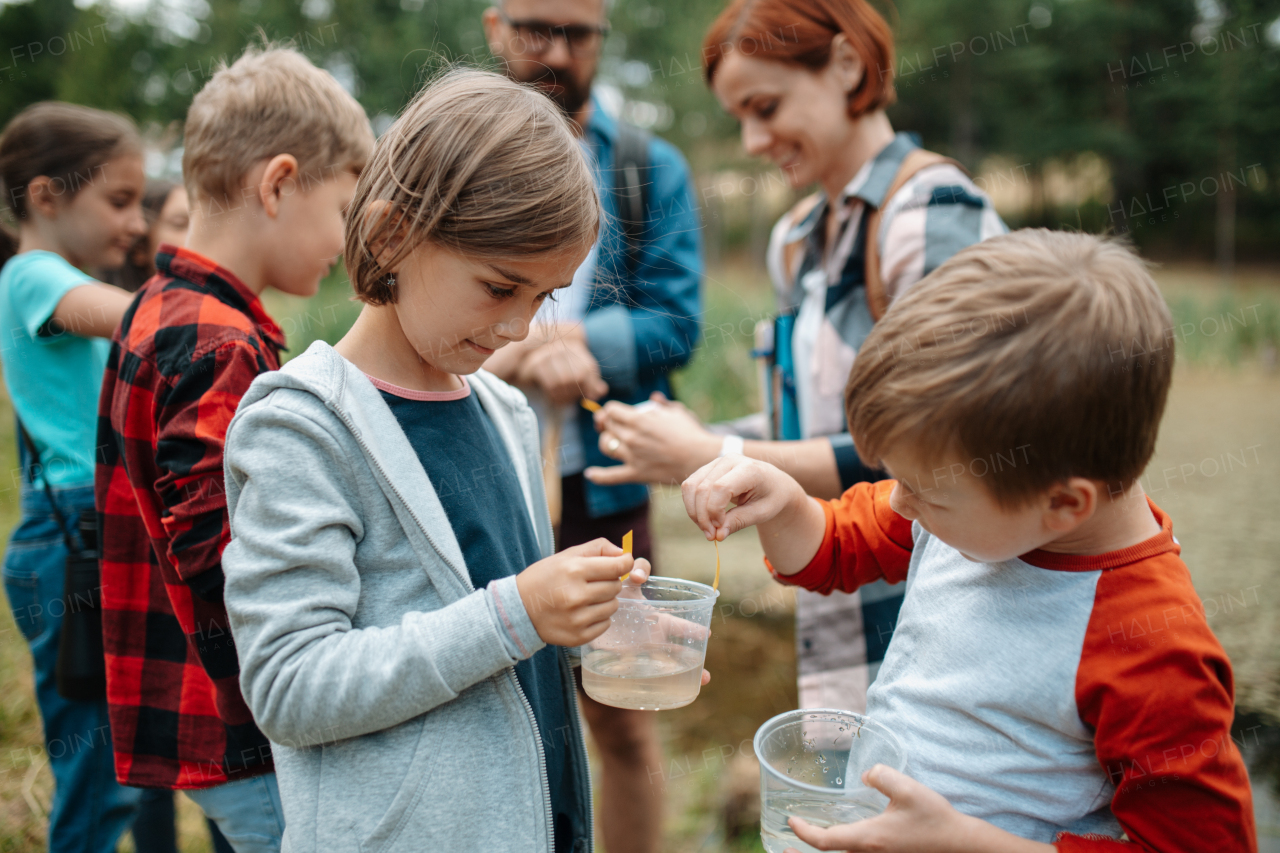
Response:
[385,273,397,288]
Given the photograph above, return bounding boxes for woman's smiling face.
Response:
[712,49,862,190]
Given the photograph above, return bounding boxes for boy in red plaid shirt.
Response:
[95,45,371,848]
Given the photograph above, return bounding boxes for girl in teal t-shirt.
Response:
[0,250,115,485]
[0,102,145,853]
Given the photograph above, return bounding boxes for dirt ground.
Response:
[1141,366,1280,713]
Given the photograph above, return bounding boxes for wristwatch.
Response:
[718,435,745,458]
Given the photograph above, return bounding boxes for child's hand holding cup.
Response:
[516,539,649,648]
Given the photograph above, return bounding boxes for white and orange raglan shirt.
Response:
[768,480,1256,851]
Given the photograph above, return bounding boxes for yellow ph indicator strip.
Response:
[713,539,720,590]
[620,529,633,581]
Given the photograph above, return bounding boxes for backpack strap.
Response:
[777,192,823,298]
[16,418,79,553]
[863,149,966,321]
[612,122,652,276]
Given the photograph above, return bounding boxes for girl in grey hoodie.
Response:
[221,69,689,853]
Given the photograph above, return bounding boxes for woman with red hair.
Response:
[588,0,1005,713]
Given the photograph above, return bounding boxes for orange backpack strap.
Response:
[863,149,967,321]
[778,192,823,295]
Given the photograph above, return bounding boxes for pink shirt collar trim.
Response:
[365,374,471,401]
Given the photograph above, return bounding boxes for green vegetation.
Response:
[669,263,775,423]
[1151,267,1280,366]
[1167,292,1280,365]
[2,0,1279,261]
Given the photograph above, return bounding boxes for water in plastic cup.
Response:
[581,576,718,711]
[753,709,908,853]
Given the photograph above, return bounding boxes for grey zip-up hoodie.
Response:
[221,340,592,853]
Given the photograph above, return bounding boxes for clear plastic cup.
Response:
[753,709,908,853]
[580,576,719,711]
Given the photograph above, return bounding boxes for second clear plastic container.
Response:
[753,709,908,853]
[580,576,718,711]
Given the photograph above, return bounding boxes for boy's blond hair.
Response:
[182,45,373,209]
[846,229,1174,506]
[345,67,601,305]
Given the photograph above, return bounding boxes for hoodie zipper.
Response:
[328,400,561,851]
[564,648,594,853]
[511,668,555,851]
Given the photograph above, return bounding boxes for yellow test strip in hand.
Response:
[580,398,602,412]
[713,540,720,591]
[620,529,633,582]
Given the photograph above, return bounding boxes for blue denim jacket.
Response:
[578,99,704,518]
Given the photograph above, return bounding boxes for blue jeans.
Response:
[184,773,285,853]
[133,788,238,853]
[2,485,141,853]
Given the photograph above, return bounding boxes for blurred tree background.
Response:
[1,0,1278,264]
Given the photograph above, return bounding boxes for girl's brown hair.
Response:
[345,67,601,305]
[0,102,142,263]
[702,0,897,118]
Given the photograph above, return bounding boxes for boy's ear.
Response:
[1043,477,1097,534]
[257,154,300,218]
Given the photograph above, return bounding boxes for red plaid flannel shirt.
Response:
[96,246,283,788]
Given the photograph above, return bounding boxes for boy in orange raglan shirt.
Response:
[683,230,1255,852]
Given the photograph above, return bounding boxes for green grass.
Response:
[1165,293,1280,365]
[1151,266,1280,367]
[670,262,774,424]
[0,388,44,850]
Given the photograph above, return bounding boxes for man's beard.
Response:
[516,66,591,117]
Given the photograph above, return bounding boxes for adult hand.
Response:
[518,335,607,405]
[584,393,722,486]
[784,765,1055,853]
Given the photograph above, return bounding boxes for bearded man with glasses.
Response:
[482,3,705,853]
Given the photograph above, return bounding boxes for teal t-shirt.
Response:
[0,251,112,487]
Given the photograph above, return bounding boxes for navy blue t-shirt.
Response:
[377,379,583,852]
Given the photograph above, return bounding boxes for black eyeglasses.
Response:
[499,13,610,56]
